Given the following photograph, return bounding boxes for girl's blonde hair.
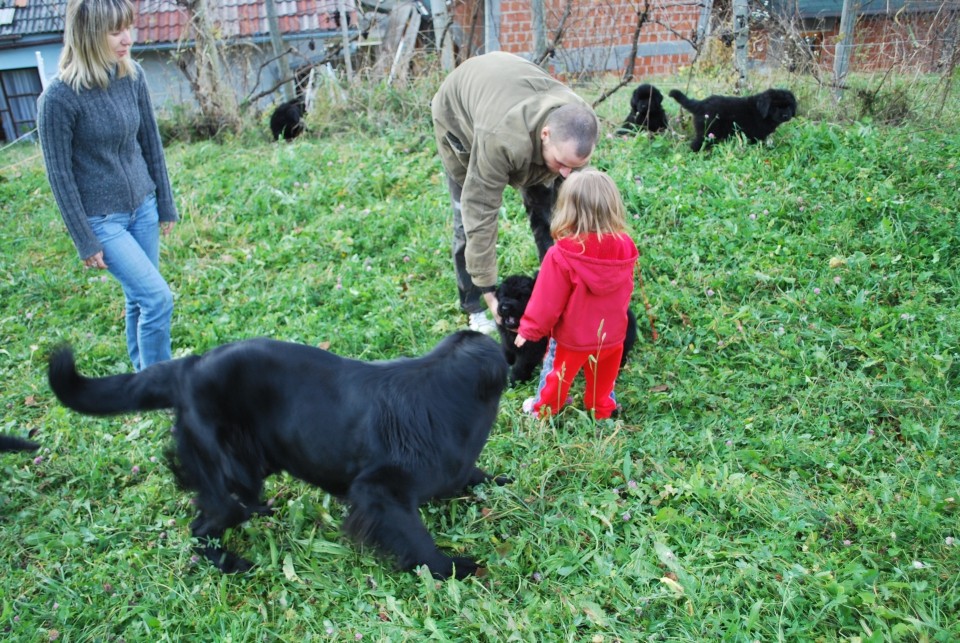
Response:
[550,169,629,241]
[59,0,136,91]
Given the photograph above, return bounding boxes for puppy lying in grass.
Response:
[618,83,669,135]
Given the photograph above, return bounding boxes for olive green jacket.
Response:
[431,52,593,289]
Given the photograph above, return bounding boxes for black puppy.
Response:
[618,83,669,134]
[269,98,306,141]
[48,331,508,579]
[669,88,797,151]
[496,275,548,385]
[0,434,39,452]
[496,274,639,384]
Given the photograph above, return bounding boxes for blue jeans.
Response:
[87,193,173,371]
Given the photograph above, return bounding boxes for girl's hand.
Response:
[514,334,527,348]
[161,221,176,236]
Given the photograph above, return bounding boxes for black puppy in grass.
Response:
[617,83,669,135]
[48,331,509,579]
[669,88,797,151]
[270,98,306,141]
[496,274,638,385]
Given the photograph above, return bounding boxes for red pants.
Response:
[532,341,624,419]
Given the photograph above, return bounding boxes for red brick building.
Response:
[444,0,705,78]
[763,0,958,73]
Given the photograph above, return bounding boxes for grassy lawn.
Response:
[1,74,958,641]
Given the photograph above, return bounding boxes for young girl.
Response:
[38,0,178,371]
[515,169,638,419]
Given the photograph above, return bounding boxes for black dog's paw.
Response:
[199,544,253,573]
[219,554,254,574]
[210,549,253,574]
[465,467,511,488]
[440,555,481,580]
[243,503,274,519]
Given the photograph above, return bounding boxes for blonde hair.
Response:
[550,169,629,241]
[59,0,136,91]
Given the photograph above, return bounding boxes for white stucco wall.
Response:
[0,41,62,83]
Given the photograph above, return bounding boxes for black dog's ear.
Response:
[756,91,772,118]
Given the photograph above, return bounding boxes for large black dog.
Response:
[48,331,509,579]
[669,88,797,151]
[496,274,639,384]
[269,98,306,141]
[618,83,669,135]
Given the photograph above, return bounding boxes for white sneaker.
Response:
[522,397,537,414]
[468,312,497,335]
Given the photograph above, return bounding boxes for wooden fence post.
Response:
[429,0,455,71]
[733,0,749,90]
[265,0,294,101]
[833,0,858,101]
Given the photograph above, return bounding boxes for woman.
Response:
[38,0,177,371]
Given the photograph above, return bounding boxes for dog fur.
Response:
[269,98,306,141]
[618,83,669,134]
[496,274,639,384]
[669,88,797,151]
[519,180,561,262]
[48,331,509,579]
[0,435,39,452]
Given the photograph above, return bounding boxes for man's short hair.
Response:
[545,104,599,158]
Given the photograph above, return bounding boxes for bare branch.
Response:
[535,0,573,66]
[243,46,299,104]
[592,1,650,108]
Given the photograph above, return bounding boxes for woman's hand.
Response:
[161,221,176,236]
[83,251,107,270]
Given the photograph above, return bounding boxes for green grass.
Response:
[1,74,958,641]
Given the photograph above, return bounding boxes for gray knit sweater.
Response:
[37,61,178,259]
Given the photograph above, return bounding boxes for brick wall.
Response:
[449,0,703,77]
[821,12,953,71]
[448,1,955,76]
[753,10,955,73]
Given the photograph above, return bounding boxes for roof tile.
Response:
[1,0,351,43]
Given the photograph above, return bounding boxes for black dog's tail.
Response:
[668,89,699,112]
[0,435,39,452]
[48,346,190,416]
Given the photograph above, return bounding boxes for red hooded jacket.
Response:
[518,233,639,352]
